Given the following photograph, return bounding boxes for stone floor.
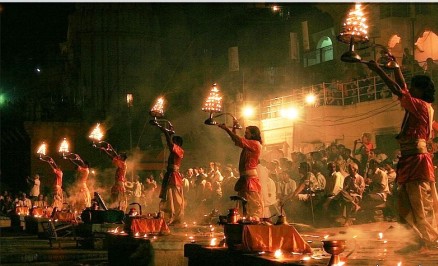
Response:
[1,220,438,266]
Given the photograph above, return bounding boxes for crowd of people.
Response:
[1,51,437,255]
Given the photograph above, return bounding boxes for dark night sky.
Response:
[1,3,76,70]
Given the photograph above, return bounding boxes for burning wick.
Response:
[301,256,311,261]
[189,236,195,243]
[210,238,217,247]
[134,232,140,238]
[274,249,283,259]
[378,232,383,240]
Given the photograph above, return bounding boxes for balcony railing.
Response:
[260,69,429,120]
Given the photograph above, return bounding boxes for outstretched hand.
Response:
[365,60,381,72]
[218,123,227,130]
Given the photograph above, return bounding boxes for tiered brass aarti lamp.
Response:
[202,83,242,129]
[337,3,369,63]
[338,3,399,69]
[149,96,175,134]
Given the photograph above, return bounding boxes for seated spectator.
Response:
[332,162,365,226]
[33,194,49,208]
[322,162,345,207]
[361,159,390,211]
[17,192,32,207]
[0,194,14,215]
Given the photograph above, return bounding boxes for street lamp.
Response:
[126,93,134,181]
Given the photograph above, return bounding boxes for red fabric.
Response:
[113,157,127,183]
[233,137,262,193]
[397,87,435,184]
[53,168,63,188]
[242,224,312,254]
[235,138,261,173]
[77,166,89,183]
[166,144,184,187]
[130,218,170,235]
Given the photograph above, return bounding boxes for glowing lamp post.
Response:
[202,83,242,129]
[337,3,369,63]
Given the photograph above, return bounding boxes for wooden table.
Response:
[224,223,312,254]
[125,217,170,235]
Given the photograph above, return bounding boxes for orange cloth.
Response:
[242,224,312,254]
[15,206,29,215]
[53,212,76,223]
[130,218,170,235]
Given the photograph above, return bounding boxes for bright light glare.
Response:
[242,106,255,118]
[272,5,280,12]
[305,93,317,105]
[280,107,299,120]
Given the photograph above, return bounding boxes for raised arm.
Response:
[156,123,173,150]
[98,142,118,159]
[66,153,86,167]
[40,156,58,170]
[366,60,402,97]
[218,123,240,143]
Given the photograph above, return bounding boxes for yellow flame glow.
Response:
[89,123,104,141]
[59,138,69,154]
[37,143,47,155]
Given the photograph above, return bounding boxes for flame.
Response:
[274,249,283,259]
[338,3,369,43]
[134,232,140,237]
[37,143,47,155]
[202,83,222,113]
[378,232,383,240]
[302,256,311,261]
[89,123,104,141]
[150,97,165,117]
[59,138,69,154]
[210,238,217,246]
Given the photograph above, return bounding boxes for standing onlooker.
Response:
[27,174,41,202]
[367,56,438,253]
[258,161,278,218]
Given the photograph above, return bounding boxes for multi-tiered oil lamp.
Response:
[202,83,242,129]
[36,142,47,159]
[88,123,116,154]
[58,138,70,159]
[149,96,175,134]
[337,3,369,63]
[88,123,104,147]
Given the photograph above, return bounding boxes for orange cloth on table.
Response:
[242,224,312,254]
[53,211,76,222]
[130,218,170,235]
[15,206,29,215]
